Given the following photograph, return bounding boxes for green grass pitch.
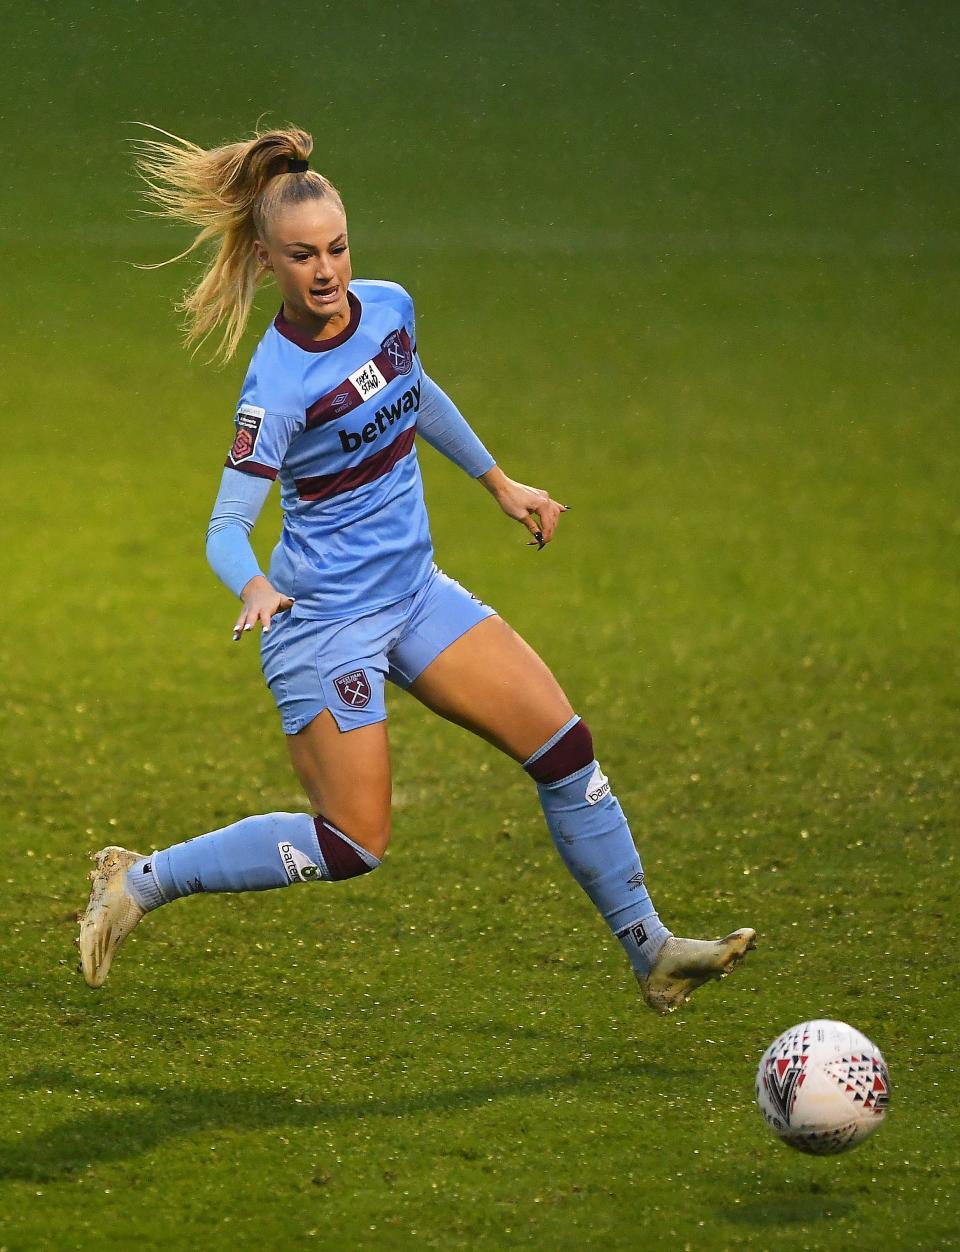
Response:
[2,2,958,1248]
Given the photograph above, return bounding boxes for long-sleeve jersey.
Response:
[205,278,495,620]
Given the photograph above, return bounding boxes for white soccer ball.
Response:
[756,1019,890,1155]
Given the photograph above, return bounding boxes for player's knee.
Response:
[354,813,391,861]
[313,813,390,878]
[524,716,595,784]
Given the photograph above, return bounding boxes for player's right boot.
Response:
[78,846,147,989]
[637,927,757,1014]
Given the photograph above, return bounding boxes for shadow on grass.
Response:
[721,1194,856,1225]
[717,1168,857,1227]
[0,1058,676,1182]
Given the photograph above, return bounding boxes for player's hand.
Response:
[479,466,569,550]
[233,575,294,641]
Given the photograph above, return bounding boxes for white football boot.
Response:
[78,846,147,988]
[637,927,757,1014]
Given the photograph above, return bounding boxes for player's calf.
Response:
[78,813,381,988]
[524,716,672,976]
[524,716,756,1013]
[126,812,381,910]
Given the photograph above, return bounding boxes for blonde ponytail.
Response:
[129,120,341,364]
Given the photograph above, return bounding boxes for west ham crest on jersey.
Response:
[228,404,265,466]
[334,669,372,708]
[381,329,413,376]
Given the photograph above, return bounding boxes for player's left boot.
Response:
[78,845,146,989]
[637,927,757,1014]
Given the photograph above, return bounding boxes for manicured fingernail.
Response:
[233,631,241,642]
[244,623,252,631]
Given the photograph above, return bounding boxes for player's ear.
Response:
[254,239,271,270]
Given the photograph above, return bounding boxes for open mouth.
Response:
[310,284,340,303]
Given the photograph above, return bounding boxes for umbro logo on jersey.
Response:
[338,380,421,453]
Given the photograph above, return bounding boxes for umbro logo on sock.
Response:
[278,842,320,884]
[627,871,645,890]
[585,763,610,805]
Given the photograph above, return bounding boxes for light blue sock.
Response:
[525,719,672,975]
[125,812,380,911]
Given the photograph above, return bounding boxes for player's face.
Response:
[256,199,352,337]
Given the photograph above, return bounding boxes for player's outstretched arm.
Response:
[478,465,569,550]
[416,374,495,476]
[414,375,568,547]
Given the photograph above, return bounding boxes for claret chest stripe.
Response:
[295,425,417,502]
[305,327,414,429]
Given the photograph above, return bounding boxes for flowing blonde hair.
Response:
[130,120,342,364]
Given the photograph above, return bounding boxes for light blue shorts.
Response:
[260,566,497,734]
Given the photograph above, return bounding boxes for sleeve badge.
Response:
[228,404,265,466]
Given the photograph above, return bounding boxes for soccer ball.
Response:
[756,1019,890,1155]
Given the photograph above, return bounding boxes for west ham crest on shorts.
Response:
[228,405,264,466]
[380,329,413,376]
[334,669,372,708]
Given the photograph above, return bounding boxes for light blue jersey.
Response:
[225,279,446,619]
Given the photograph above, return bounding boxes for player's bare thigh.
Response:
[409,615,574,761]
[286,710,392,858]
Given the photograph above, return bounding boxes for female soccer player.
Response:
[79,123,755,1010]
